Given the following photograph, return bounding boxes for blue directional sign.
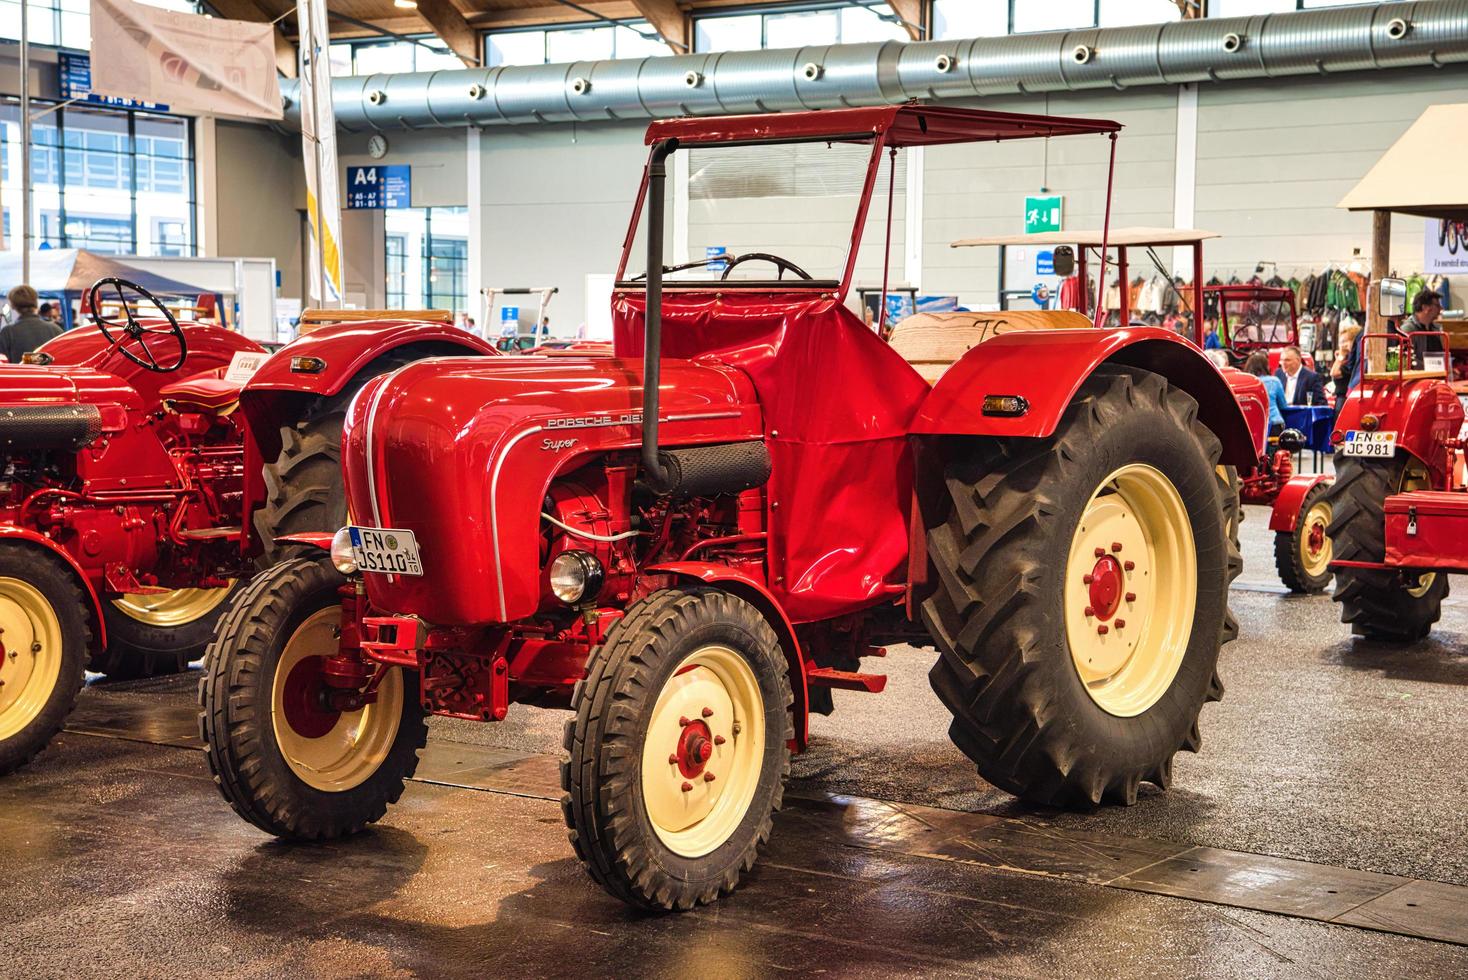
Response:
[1036,250,1055,276]
[346,165,412,209]
[57,52,168,111]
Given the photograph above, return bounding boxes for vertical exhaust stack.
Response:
[640,138,678,495]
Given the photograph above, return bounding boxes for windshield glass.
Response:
[622,139,879,285]
[1224,297,1294,347]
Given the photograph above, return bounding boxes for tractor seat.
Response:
[159,369,242,415]
[888,310,1094,383]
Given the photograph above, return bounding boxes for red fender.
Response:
[911,328,1259,466]
[1268,474,1333,532]
[275,532,335,551]
[644,561,811,752]
[243,320,500,398]
[0,526,107,651]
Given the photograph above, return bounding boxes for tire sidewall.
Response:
[1033,390,1227,760]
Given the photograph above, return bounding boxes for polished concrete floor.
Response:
[4,504,1467,978]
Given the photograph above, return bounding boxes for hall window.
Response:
[332,38,462,75]
[695,2,905,52]
[0,100,195,256]
[384,206,469,314]
[485,21,669,67]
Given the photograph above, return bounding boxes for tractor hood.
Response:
[0,365,141,452]
[0,365,143,411]
[342,354,762,625]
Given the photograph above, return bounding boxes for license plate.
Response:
[1340,431,1397,458]
[348,526,423,576]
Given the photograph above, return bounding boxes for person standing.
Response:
[0,285,62,364]
[1274,346,1327,406]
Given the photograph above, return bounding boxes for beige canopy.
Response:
[952,228,1220,248]
[1337,103,1468,222]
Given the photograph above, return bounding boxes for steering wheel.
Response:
[719,252,814,281]
[87,277,187,373]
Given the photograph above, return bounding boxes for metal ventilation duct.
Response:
[284,1,1468,132]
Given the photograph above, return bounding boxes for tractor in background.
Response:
[202,104,1259,911]
[0,282,496,777]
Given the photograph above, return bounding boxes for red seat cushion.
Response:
[159,370,242,412]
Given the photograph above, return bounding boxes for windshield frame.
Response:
[614,132,887,302]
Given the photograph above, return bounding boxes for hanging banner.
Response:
[297,0,344,305]
[87,0,282,120]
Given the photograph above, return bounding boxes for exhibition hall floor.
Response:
[5,510,1467,978]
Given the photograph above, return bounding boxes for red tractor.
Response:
[1327,293,1465,640]
[0,282,495,776]
[201,105,1260,911]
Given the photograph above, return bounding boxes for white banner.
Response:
[1424,218,1468,275]
[88,0,282,120]
[297,0,344,305]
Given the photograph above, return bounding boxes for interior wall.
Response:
[212,120,304,305]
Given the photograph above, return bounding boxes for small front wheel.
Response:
[199,557,427,839]
[561,588,792,911]
[1274,484,1332,594]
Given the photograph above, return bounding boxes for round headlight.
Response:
[330,526,358,574]
[549,550,604,605]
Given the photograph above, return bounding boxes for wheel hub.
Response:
[675,718,715,779]
[280,655,341,739]
[1087,555,1125,621]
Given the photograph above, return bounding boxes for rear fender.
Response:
[0,526,106,652]
[643,561,811,752]
[1268,474,1333,532]
[1334,379,1462,489]
[275,532,334,551]
[911,329,1258,466]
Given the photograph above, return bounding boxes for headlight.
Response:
[549,550,604,605]
[330,526,358,574]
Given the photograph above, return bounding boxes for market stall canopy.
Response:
[1337,103,1468,222]
[952,228,1221,248]
[0,249,206,298]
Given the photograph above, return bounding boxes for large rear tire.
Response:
[0,547,90,776]
[200,557,427,838]
[922,365,1232,808]
[561,588,792,911]
[92,582,242,679]
[253,354,417,567]
[1326,455,1446,640]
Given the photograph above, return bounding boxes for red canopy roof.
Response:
[644,103,1121,148]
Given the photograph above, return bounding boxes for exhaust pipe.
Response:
[640,138,678,494]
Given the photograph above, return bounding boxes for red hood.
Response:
[343,354,762,625]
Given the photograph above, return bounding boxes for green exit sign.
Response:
[1025,194,1063,234]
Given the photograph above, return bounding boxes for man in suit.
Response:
[1275,345,1327,406]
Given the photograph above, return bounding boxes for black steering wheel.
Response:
[719,252,814,281]
[87,277,187,373]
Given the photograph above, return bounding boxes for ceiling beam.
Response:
[628,0,689,53]
[414,0,482,65]
[885,0,925,41]
[203,0,297,77]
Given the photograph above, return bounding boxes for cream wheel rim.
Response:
[1300,500,1333,578]
[271,606,403,792]
[112,584,234,628]
[640,645,765,859]
[0,577,65,741]
[1065,464,1197,717]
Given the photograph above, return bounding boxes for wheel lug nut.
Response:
[1083,606,1095,617]
[713,735,726,745]
[703,772,716,782]
[30,642,40,653]
[1125,592,1136,602]
[701,707,714,718]
[1123,560,1135,571]
[679,716,691,727]
[1111,542,1123,553]
[669,754,679,765]
[1094,547,1106,558]
[1082,574,1093,585]
[1115,619,1126,629]
[1097,625,1109,635]
[681,781,693,792]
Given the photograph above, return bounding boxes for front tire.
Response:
[93,583,242,679]
[1326,455,1447,640]
[0,547,90,776]
[561,588,793,911]
[200,557,427,838]
[1274,484,1333,594]
[922,366,1232,808]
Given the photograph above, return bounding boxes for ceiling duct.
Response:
[282,1,1468,132]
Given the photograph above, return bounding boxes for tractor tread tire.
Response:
[0,546,91,776]
[921,365,1233,809]
[1274,483,1332,595]
[91,582,245,680]
[199,557,427,839]
[560,587,792,911]
[1326,456,1447,641]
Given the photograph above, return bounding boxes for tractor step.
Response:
[806,666,887,694]
[178,526,243,541]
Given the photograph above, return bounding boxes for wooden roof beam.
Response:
[885,0,925,41]
[414,0,482,66]
[629,0,690,53]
